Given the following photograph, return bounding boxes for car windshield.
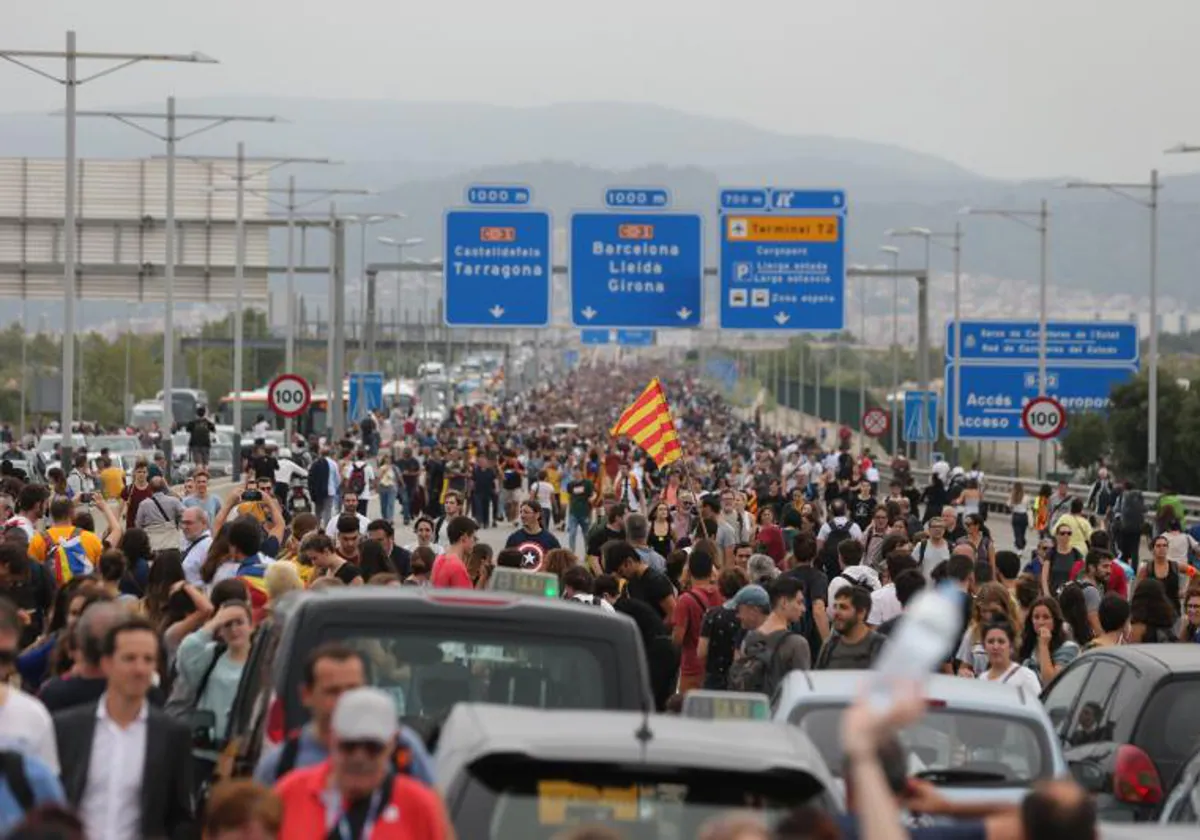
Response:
[454,757,828,840]
[88,436,140,452]
[333,628,613,724]
[790,705,1049,784]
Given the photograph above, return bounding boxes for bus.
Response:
[156,389,210,424]
[216,378,419,436]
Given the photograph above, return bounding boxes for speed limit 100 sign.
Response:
[1021,396,1066,440]
[267,373,312,418]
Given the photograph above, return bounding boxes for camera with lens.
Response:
[241,489,262,502]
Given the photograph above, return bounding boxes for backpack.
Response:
[43,527,93,585]
[815,631,887,670]
[165,641,228,721]
[1120,490,1145,531]
[820,521,854,579]
[0,750,34,814]
[348,463,367,496]
[726,630,792,696]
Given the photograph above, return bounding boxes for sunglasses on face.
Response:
[1057,531,1072,537]
[338,740,386,757]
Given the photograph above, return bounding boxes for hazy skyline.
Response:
[4,0,1200,181]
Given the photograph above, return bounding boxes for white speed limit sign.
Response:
[1021,395,1066,440]
[267,373,312,418]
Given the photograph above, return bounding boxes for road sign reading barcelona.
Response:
[719,188,846,331]
[444,197,551,327]
[570,210,703,328]
[944,363,1137,440]
[946,320,1138,364]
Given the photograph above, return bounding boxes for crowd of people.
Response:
[0,358,1176,839]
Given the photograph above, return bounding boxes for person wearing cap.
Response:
[729,584,771,635]
[274,687,452,840]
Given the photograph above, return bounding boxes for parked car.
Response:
[222,587,653,780]
[1159,743,1200,825]
[776,671,1066,805]
[1040,645,1200,822]
[435,704,841,839]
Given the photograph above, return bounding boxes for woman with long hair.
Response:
[956,582,1021,677]
[1058,583,1094,647]
[977,620,1042,693]
[1138,533,1184,611]
[647,501,674,558]
[116,527,152,598]
[1129,578,1178,643]
[539,548,578,585]
[143,549,186,628]
[1019,597,1079,684]
[200,527,234,589]
[1032,483,1053,540]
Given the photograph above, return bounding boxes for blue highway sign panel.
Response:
[464,184,532,206]
[581,329,611,345]
[570,211,703,328]
[348,372,384,423]
[719,187,846,331]
[904,390,939,443]
[444,208,551,327]
[616,329,655,346]
[944,363,1137,440]
[946,320,1138,364]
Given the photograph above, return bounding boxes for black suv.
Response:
[1040,645,1200,822]
[221,587,654,779]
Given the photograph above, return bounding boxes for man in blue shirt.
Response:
[253,642,433,786]
[0,750,65,833]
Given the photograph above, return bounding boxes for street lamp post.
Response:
[0,31,216,469]
[1064,169,1162,489]
[961,203,1050,478]
[880,246,901,456]
[887,225,965,464]
[345,214,405,371]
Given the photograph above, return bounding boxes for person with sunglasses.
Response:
[1040,523,1082,598]
[275,687,452,839]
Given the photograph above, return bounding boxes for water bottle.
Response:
[869,583,965,710]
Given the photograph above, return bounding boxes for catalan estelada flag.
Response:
[610,378,682,466]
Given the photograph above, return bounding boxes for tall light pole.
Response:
[1064,168,1162,488]
[961,202,1049,478]
[74,101,277,466]
[0,32,216,468]
[378,235,426,365]
[345,214,405,370]
[888,225,964,464]
[880,245,901,456]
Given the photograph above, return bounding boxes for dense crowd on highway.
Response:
[0,358,1195,839]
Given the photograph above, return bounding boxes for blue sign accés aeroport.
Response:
[444,206,551,327]
[946,320,1139,364]
[570,212,703,328]
[944,363,1138,440]
[719,187,846,331]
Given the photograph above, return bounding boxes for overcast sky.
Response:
[4,0,1200,181]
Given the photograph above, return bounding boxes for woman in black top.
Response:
[647,501,674,558]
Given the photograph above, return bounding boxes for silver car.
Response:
[775,671,1067,805]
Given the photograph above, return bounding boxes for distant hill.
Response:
[1,98,1200,329]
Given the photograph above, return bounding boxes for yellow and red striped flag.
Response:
[610,378,682,466]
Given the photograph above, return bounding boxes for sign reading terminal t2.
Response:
[443,205,551,327]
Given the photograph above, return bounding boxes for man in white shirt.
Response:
[915,517,953,581]
[868,554,917,627]
[179,507,213,587]
[54,614,195,839]
[342,452,376,515]
[0,601,59,772]
[324,492,371,538]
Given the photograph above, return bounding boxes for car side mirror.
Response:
[1068,760,1105,793]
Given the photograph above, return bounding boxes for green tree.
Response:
[1107,372,1198,492]
[1059,411,1109,471]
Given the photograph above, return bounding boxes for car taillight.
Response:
[1113,744,1163,805]
[265,693,285,747]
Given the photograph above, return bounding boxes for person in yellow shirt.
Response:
[96,455,126,501]
[1051,497,1093,557]
[28,497,105,568]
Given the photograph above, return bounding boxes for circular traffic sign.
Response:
[1021,396,1067,440]
[862,407,890,438]
[267,373,312,418]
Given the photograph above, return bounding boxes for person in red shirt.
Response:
[275,687,452,840]
[672,547,724,694]
[430,516,476,589]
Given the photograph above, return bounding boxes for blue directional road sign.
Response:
[719,188,846,331]
[944,363,1137,440]
[616,329,655,346]
[348,372,384,423]
[946,320,1139,364]
[570,212,703,328]
[904,390,939,443]
[444,208,551,327]
[563,349,581,369]
[581,329,611,345]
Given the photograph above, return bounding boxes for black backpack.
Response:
[820,521,854,579]
[0,750,33,814]
[726,630,792,696]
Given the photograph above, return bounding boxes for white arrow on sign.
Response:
[774,312,791,325]
[489,304,505,318]
[580,306,597,321]
[677,307,692,320]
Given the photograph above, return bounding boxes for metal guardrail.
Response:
[877,465,1200,523]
